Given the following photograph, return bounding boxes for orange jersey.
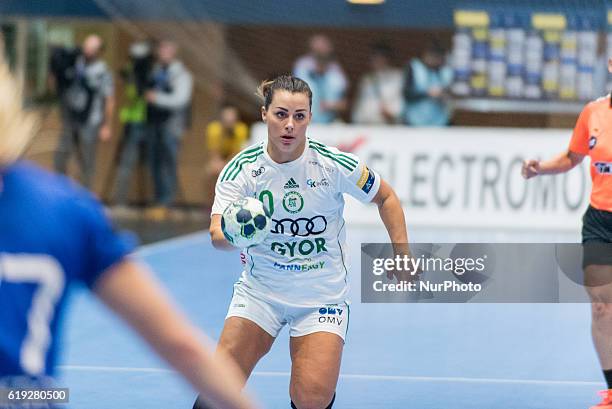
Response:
[569,94,612,212]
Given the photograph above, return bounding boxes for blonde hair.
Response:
[0,60,38,167]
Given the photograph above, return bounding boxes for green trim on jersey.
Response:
[221,146,264,182]
[346,303,351,339]
[308,145,356,172]
[221,144,262,178]
[220,144,263,182]
[226,150,264,181]
[246,246,256,278]
[337,218,349,285]
[309,140,358,166]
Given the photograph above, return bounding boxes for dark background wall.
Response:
[3,0,611,29]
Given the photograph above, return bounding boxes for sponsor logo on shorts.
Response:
[318,306,345,325]
[232,303,246,308]
[307,178,329,188]
[273,261,325,271]
[594,162,612,174]
[589,136,597,149]
[251,166,266,177]
[282,191,304,214]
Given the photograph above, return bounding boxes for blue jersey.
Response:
[0,162,134,377]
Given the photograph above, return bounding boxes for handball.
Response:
[221,197,271,248]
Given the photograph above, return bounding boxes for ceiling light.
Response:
[347,0,385,4]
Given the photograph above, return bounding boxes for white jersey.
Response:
[212,137,381,306]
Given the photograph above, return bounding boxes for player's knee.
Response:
[290,384,335,409]
[217,335,271,361]
[591,301,612,324]
[217,338,241,358]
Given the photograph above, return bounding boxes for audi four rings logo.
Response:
[271,215,328,237]
[251,166,265,177]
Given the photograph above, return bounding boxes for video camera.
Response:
[49,46,81,96]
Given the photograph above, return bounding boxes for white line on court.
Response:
[60,365,172,374]
[58,366,600,386]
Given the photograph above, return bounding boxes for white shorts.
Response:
[226,281,350,342]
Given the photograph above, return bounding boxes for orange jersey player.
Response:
[522,58,612,409]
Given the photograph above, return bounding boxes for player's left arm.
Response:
[338,152,409,251]
[372,179,408,245]
[371,179,413,280]
[337,151,413,281]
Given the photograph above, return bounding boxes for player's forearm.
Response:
[157,334,257,409]
[377,190,409,249]
[211,227,236,251]
[538,151,578,175]
[138,319,256,409]
[95,261,257,409]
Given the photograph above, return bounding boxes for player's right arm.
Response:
[522,103,590,179]
[210,214,235,251]
[94,260,259,409]
[210,145,259,250]
[210,178,248,250]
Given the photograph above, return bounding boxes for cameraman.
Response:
[53,34,114,189]
[113,41,153,209]
[145,40,193,220]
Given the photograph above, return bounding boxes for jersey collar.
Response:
[262,137,309,168]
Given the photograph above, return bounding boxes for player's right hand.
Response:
[521,159,540,179]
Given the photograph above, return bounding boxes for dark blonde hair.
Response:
[257,75,312,110]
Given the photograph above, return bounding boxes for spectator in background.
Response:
[113,41,153,210]
[145,40,193,221]
[294,34,347,123]
[402,41,453,126]
[53,34,114,189]
[204,104,248,209]
[352,43,404,124]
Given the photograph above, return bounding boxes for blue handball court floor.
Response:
[59,226,603,409]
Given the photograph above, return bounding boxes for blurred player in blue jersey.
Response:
[0,59,259,409]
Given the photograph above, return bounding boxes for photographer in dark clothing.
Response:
[144,40,193,221]
[52,34,114,189]
[112,42,154,209]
